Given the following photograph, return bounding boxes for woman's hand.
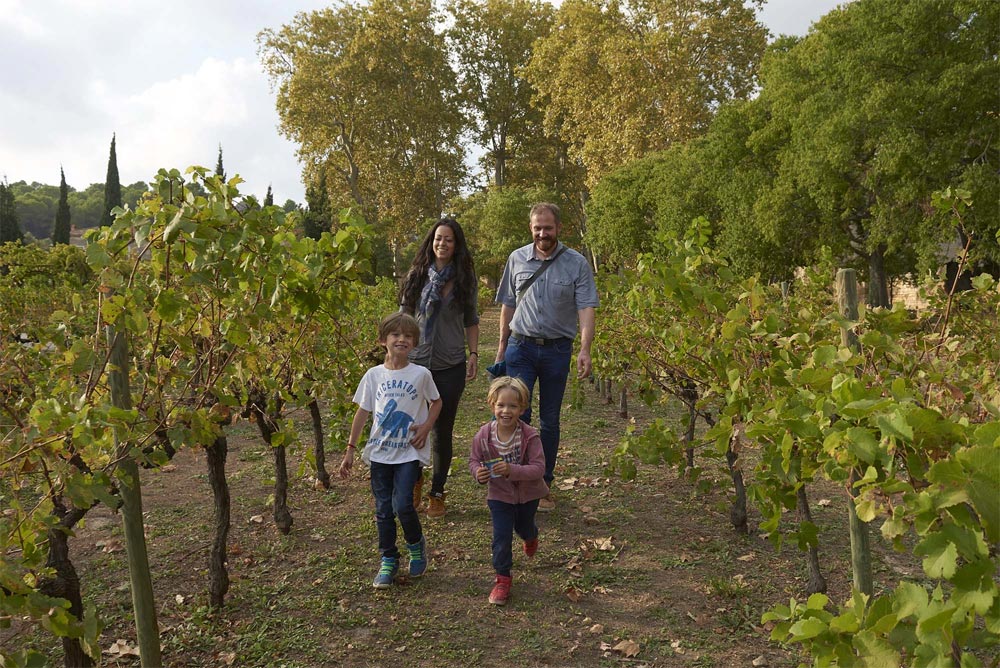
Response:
[475,466,490,483]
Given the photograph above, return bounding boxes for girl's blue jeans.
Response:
[487,499,540,576]
[370,460,423,559]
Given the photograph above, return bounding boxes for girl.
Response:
[400,218,480,518]
[469,376,548,605]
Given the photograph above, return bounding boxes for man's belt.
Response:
[511,332,569,346]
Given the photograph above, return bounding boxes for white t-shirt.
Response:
[353,363,440,465]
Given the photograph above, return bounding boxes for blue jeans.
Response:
[504,335,572,485]
[370,460,423,559]
[488,499,540,576]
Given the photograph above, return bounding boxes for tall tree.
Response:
[757,0,1000,305]
[524,0,767,186]
[263,185,274,207]
[215,144,226,180]
[102,134,122,228]
[447,0,554,188]
[51,168,72,245]
[0,179,24,244]
[259,0,466,274]
[301,172,330,241]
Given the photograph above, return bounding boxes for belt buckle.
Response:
[533,337,546,345]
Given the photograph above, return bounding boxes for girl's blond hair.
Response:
[487,376,529,409]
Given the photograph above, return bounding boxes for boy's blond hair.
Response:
[487,376,530,409]
[378,311,420,342]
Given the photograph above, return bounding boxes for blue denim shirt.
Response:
[495,242,599,340]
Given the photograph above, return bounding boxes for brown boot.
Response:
[426,492,446,518]
[413,474,425,513]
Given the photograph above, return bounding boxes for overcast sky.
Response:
[0,0,845,204]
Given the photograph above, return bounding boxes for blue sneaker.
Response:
[406,536,429,578]
[372,557,398,589]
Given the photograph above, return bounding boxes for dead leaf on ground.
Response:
[613,639,641,658]
[565,585,584,602]
[580,505,593,514]
[670,639,685,654]
[161,464,177,472]
[817,498,832,507]
[106,640,141,657]
[218,651,236,666]
[589,623,604,634]
[737,552,755,562]
[593,536,614,551]
[249,515,264,524]
[96,539,122,554]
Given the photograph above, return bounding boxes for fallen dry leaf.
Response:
[219,651,236,666]
[817,498,832,507]
[580,505,593,514]
[737,553,755,562]
[565,585,584,602]
[589,623,604,634]
[106,640,141,657]
[671,639,685,654]
[249,515,264,524]
[613,639,641,658]
[593,536,614,551]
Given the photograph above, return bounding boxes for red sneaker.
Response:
[488,575,512,605]
[523,537,538,558]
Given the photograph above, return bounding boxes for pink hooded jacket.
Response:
[469,420,549,505]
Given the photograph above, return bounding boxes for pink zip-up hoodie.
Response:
[469,420,549,504]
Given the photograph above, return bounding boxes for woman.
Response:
[400,218,479,518]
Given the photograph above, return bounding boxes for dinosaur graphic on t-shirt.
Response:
[376,399,415,439]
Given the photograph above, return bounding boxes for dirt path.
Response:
[16,306,876,667]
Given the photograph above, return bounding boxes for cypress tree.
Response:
[102,134,122,228]
[0,179,24,245]
[264,185,274,207]
[215,144,226,180]
[52,167,72,245]
[302,172,329,241]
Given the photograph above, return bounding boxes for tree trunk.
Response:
[309,398,330,489]
[726,442,749,534]
[796,486,827,595]
[39,506,93,668]
[617,385,628,419]
[253,402,293,534]
[681,381,698,471]
[866,243,890,308]
[205,435,230,608]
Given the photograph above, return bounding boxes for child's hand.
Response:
[339,448,355,478]
[409,422,432,449]
[493,460,511,478]
[475,466,490,483]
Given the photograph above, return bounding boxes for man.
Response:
[494,202,599,511]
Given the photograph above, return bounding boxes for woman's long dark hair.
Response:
[399,218,476,313]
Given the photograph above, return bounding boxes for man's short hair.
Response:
[378,312,420,342]
[529,202,561,225]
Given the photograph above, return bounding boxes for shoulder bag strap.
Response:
[516,245,567,305]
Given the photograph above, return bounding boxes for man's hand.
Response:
[577,349,592,379]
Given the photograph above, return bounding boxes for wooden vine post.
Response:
[107,325,162,665]
[835,268,873,596]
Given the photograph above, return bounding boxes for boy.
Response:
[340,312,442,588]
